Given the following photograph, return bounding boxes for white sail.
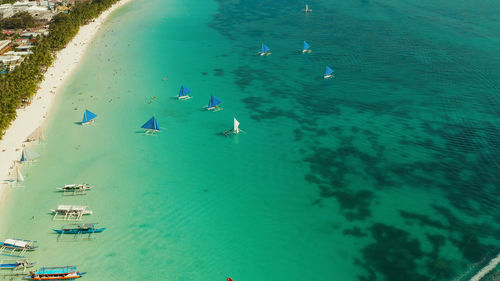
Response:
[17,167,24,182]
[234,118,240,134]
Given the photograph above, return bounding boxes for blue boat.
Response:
[207,96,222,111]
[302,41,311,53]
[0,260,35,270]
[259,44,271,56]
[324,66,334,79]
[81,109,97,125]
[53,223,106,235]
[178,85,192,100]
[141,116,161,134]
[25,266,86,280]
[20,148,40,163]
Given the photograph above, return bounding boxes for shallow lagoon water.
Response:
[1,0,499,280]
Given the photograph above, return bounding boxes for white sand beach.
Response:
[0,0,131,205]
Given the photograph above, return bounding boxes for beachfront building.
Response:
[0,40,13,55]
[0,4,14,19]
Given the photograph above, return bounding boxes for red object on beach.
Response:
[227,278,233,281]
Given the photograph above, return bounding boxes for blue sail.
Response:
[303,41,310,51]
[179,85,192,97]
[261,44,270,53]
[208,96,222,108]
[20,148,40,162]
[141,117,160,131]
[325,66,334,76]
[82,109,97,124]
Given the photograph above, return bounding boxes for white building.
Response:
[0,4,14,19]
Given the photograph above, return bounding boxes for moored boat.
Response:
[25,266,85,280]
[53,223,106,235]
[50,205,93,221]
[0,260,35,270]
[0,239,37,252]
[57,184,92,195]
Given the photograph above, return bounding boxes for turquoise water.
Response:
[1,0,500,280]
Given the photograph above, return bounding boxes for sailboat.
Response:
[177,85,192,100]
[17,167,24,183]
[302,41,311,53]
[141,116,161,135]
[81,109,97,125]
[302,3,312,13]
[324,66,334,79]
[224,117,242,136]
[20,148,40,163]
[26,127,45,143]
[207,96,222,111]
[258,44,271,56]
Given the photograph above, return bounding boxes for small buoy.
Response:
[227,278,234,281]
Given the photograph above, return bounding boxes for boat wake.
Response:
[468,252,500,281]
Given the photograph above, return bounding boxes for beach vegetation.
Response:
[0,12,37,29]
[0,0,121,138]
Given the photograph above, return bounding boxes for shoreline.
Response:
[0,0,132,209]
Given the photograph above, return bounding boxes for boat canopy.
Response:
[208,96,222,108]
[20,148,40,162]
[141,117,160,131]
[179,85,192,97]
[4,239,28,248]
[325,66,334,76]
[35,266,77,275]
[261,44,270,53]
[303,41,310,51]
[82,109,97,124]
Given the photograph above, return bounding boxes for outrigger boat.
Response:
[26,127,45,143]
[302,3,312,13]
[53,223,106,235]
[224,117,242,136]
[25,266,86,280]
[141,116,161,135]
[19,149,40,163]
[302,41,311,53]
[81,109,97,125]
[258,44,271,56]
[324,66,334,79]
[0,239,37,257]
[57,184,92,195]
[177,85,192,100]
[0,260,35,270]
[50,205,92,221]
[206,96,223,112]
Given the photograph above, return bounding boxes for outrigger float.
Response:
[50,205,92,221]
[25,266,85,280]
[0,259,35,271]
[57,184,92,195]
[0,239,37,257]
[53,223,106,240]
